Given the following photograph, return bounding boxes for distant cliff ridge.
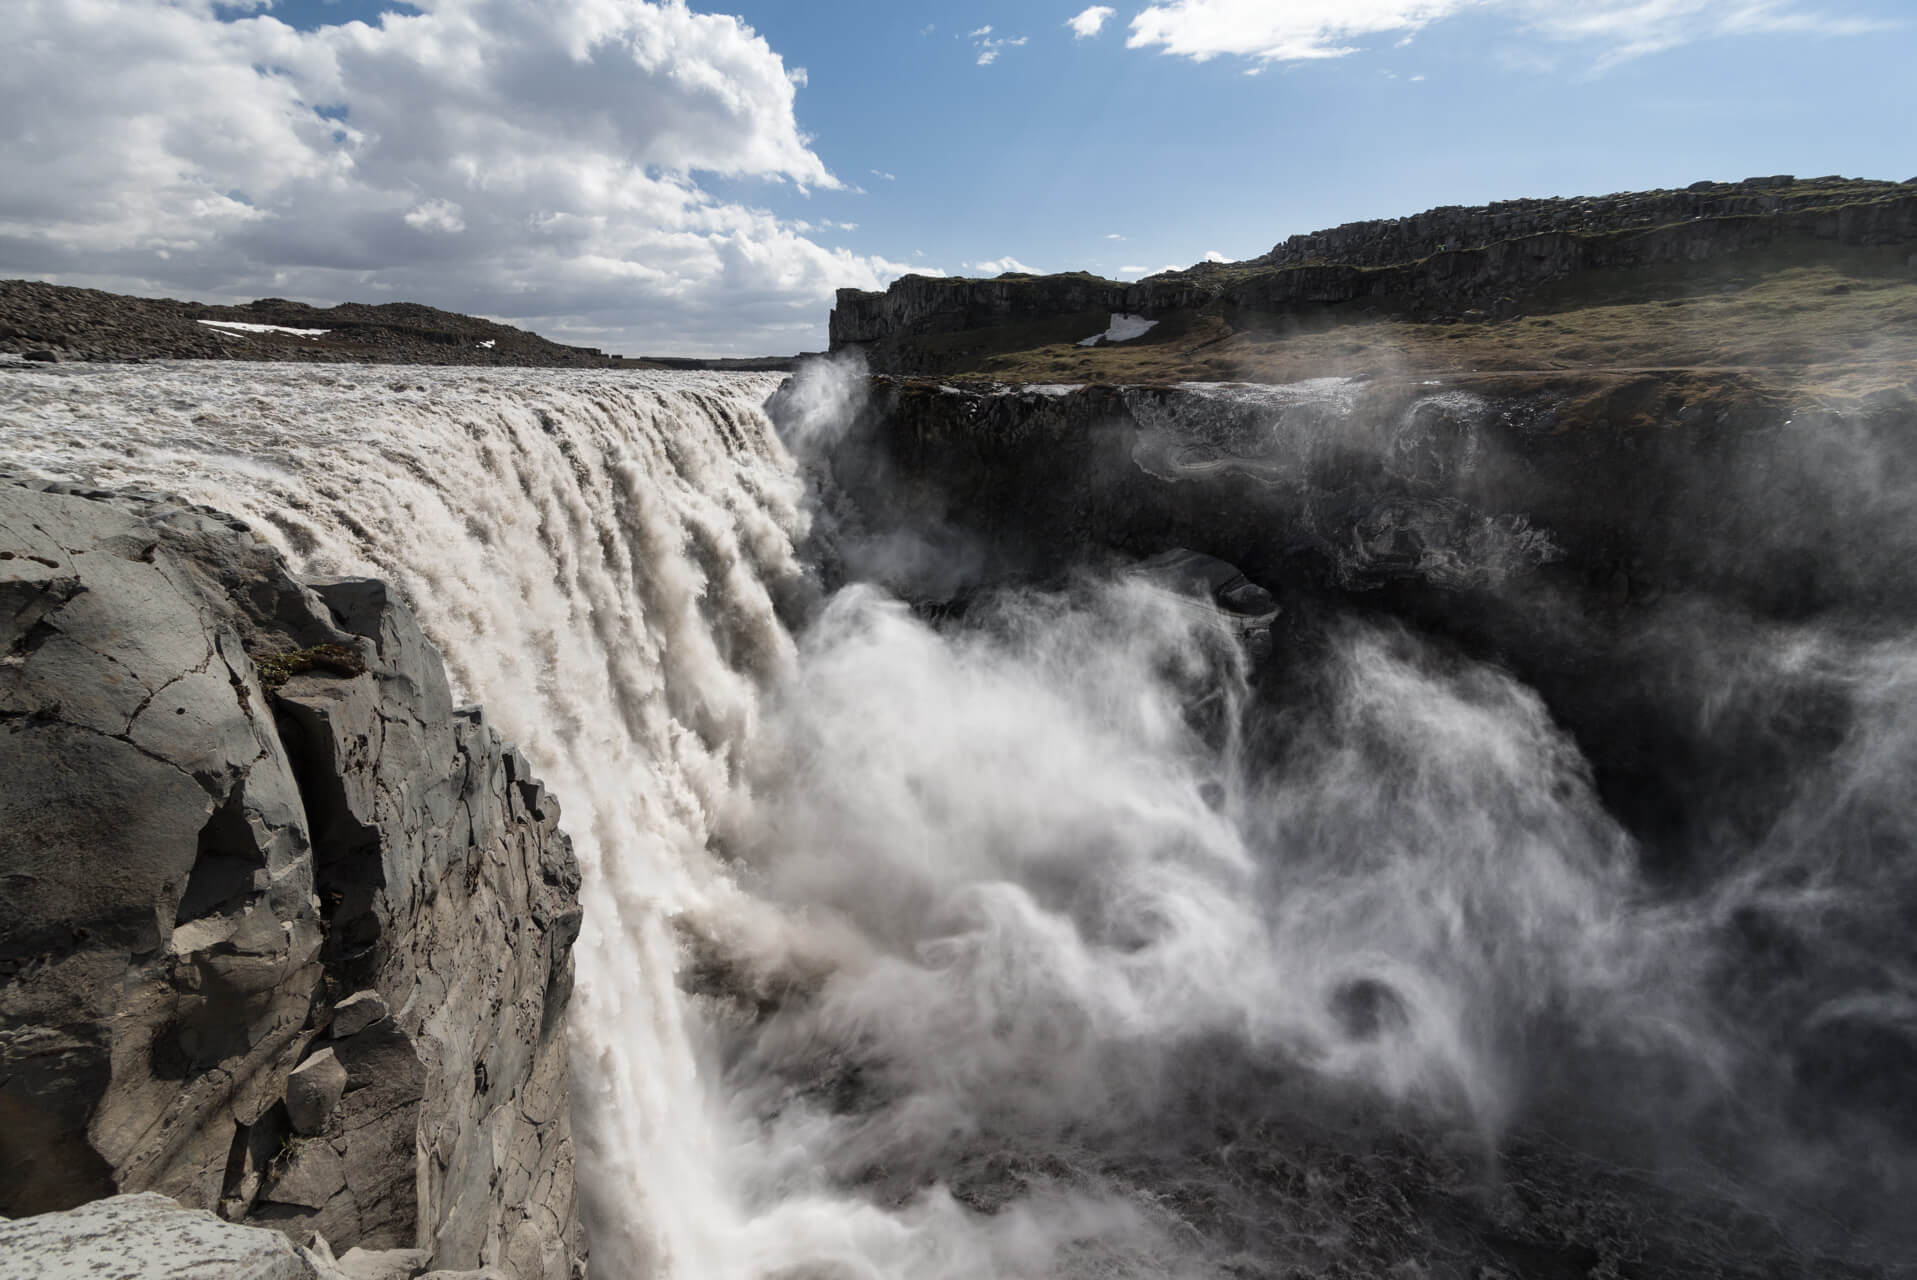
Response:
[0,280,802,369]
[1232,174,1912,272]
[831,177,1917,376]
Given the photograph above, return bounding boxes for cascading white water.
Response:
[0,360,812,1277]
[5,357,1912,1278]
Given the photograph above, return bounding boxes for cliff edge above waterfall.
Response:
[830,176,1917,386]
[0,478,584,1279]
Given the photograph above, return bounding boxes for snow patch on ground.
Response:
[197,320,331,338]
[477,339,496,350]
[1078,313,1157,346]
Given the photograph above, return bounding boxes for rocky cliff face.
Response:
[0,480,582,1277]
[830,179,1917,373]
[1244,175,1913,271]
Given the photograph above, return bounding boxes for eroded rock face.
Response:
[0,481,582,1277]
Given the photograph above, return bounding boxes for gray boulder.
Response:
[285,1049,348,1136]
[0,1192,319,1280]
[330,990,389,1039]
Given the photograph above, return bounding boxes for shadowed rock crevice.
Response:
[175,791,271,929]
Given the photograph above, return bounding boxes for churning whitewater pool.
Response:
[3,359,1911,1279]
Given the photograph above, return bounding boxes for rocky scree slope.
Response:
[0,282,619,367]
[0,479,583,1278]
[831,177,1917,377]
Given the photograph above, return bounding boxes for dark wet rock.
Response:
[1124,548,1280,663]
[21,349,56,362]
[0,481,583,1277]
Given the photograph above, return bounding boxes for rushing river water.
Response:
[2,357,1911,1278]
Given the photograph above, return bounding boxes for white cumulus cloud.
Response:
[1125,0,1888,66]
[0,0,915,354]
[969,257,1041,276]
[403,199,466,235]
[1069,6,1118,39]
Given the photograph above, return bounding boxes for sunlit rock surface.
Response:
[0,1193,319,1280]
[0,481,582,1277]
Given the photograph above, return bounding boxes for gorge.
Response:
[4,176,1917,1279]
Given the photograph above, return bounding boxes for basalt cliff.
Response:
[831,175,1917,381]
[0,479,584,1278]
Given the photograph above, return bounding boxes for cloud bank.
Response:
[1126,0,1888,65]
[0,0,913,354]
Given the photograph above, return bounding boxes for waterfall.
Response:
[5,359,1913,1278]
[1,362,808,1276]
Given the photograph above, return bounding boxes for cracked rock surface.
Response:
[0,481,583,1279]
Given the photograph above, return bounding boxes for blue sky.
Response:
[3,0,1911,353]
[729,0,1917,277]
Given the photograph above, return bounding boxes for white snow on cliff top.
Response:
[196,320,331,338]
[1078,313,1157,346]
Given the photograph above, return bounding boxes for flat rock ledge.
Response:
[0,480,585,1278]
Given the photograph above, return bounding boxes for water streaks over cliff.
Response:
[0,362,809,1275]
[3,360,1913,1278]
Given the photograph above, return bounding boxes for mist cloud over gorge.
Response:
[670,354,1917,1274]
[0,0,915,354]
[680,562,1779,1274]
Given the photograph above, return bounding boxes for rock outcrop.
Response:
[829,178,1917,372]
[0,481,583,1277]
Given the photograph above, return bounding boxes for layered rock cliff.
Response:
[0,480,582,1277]
[830,177,1917,376]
